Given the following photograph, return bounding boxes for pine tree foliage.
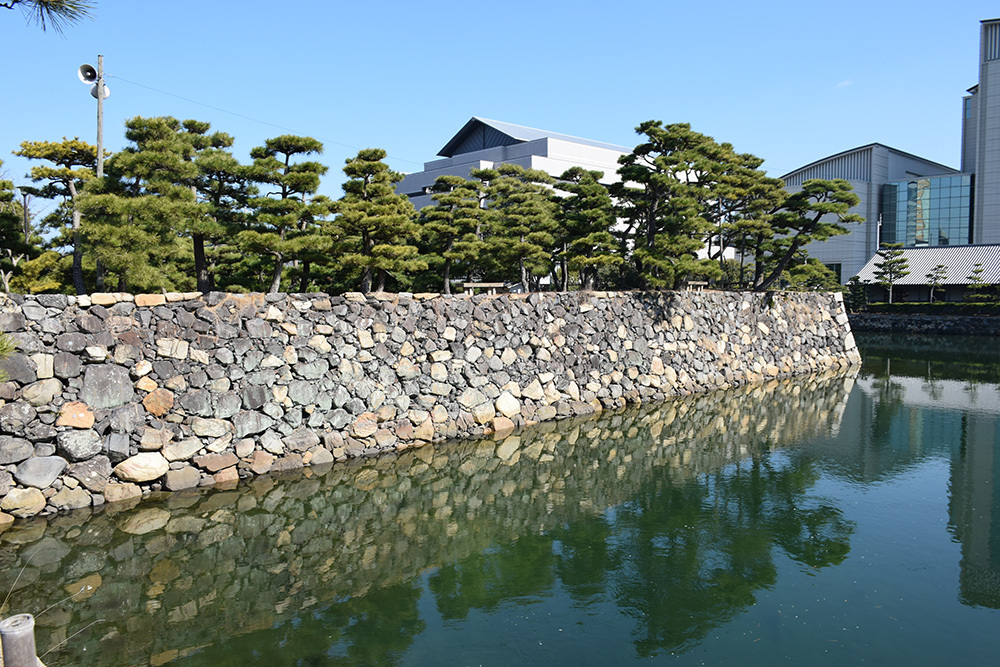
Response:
[13,137,96,293]
[554,167,620,291]
[474,164,557,288]
[418,175,485,294]
[242,135,329,293]
[925,264,947,302]
[2,0,94,32]
[335,148,422,294]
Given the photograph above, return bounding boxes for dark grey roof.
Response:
[438,117,631,158]
[854,244,1000,285]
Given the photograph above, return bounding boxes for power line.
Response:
[106,74,423,167]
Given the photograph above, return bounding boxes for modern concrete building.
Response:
[781,145,956,282]
[785,18,1000,285]
[396,117,630,210]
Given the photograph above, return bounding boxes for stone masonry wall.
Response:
[0,289,860,523]
[849,313,1000,336]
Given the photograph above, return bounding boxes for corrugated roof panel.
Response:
[854,244,1000,285]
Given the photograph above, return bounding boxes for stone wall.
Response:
[849,312,1000,336]
[0,289,860,523]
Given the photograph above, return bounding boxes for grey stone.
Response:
[20,302,47,321]
[0,312,25,332]
[242,385,268,410]
[80,364,134,409]
[67,455,112,493]
[53,352,82,379]
[21,378,63,406]
[105,433,131,464]
[327,408,351,430]
[233,411,274,438]
[56,332,88,352]
[165,466,201,491]
[287,380,318,405]
[110,404,144,433]
[297,359,329,380]
[76,314,103,333]
[214,393,242,419]
[0,353,37,385]
[0,403,36,433]
[245,319,271,338]
[282,427,320,451]
[36,294,68,308]
[14,455,68,488]
[0,470,11,495]
[178,389,213,417]
[57,429,104,461]
[0,436,34,465]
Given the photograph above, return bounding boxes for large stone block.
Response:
[114,452,169,483]
[80,364,134,409]
[57,429,103,461]
[15,455,68,488]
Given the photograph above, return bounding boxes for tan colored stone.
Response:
[413,418,434,441]
[135,293,166,307]
[143,388,175,416]
[495,391,520,418]
[493,416,516,436]
[22,377,62,406]
[162,438,200,461]
[91,292,118,306]
[29,353,54,379]
[51,486,91,510]
[136,376,158,393]
[193,451,239,473]
[189,349,210,365]
[114,452,169,483]
[213,466,239,486]
[57,401,95,428]
[64,573,102,601]
[352,412,379,438]
[251,451,274,475]
[103,482,142,504]
[157,337,189,360]
[140,427,173,451]
[1,487,45,518]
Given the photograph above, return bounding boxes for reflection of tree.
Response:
[181,581,426,666]
[428,534,556,621]
[608,454,854,657]
[872,376,905,440]
[422,453,853,660]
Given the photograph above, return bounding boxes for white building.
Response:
[396,117,630,210]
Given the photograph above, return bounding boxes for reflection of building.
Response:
[783,19,1000,286]
[396,117,629,210]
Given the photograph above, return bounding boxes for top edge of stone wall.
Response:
[0,288,846,309]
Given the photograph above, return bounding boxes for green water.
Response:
[2,335,999,665]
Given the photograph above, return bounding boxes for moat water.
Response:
[1,334,999,665]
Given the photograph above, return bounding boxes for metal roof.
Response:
[854,244,1000,285]
[438,117,631,158]
[780,143,956,182]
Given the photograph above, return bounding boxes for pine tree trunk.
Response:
[299,261,311,293]
[443,259,452,295]
[68,182,86,295]
[376,269,387,293]
[194,233,211,293]
[268,254,283,294]
[95,259,105,292]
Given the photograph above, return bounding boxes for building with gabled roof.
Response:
[396,117,630,210]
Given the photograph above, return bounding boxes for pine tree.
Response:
[476,163,557,289]
[418,175,484,294]
[872,243,909,304]
[554,167,620,291]
[242,135,329,293]
[965,262,989,302]
[13,137,96,293]
[335,148,422,294]
[925,264,947,303]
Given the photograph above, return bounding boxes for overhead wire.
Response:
[106,74,424,167]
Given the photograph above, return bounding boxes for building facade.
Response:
[780,145,955,282]
[784,18,1000,284]
[396,117,630,210]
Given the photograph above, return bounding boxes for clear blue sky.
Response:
[2,0,997,216]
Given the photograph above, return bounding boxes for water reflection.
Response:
[853,335,1000,609]
[0,372,856,665]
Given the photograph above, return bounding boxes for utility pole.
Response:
[96,54,104,178]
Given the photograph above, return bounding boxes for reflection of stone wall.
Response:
[0,370,854,666]
[0,290,859,523]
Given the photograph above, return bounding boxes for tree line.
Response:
[0,117,862,296]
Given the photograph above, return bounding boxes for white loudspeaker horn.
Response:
[78,64,97,84]
[89,84,110,100]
